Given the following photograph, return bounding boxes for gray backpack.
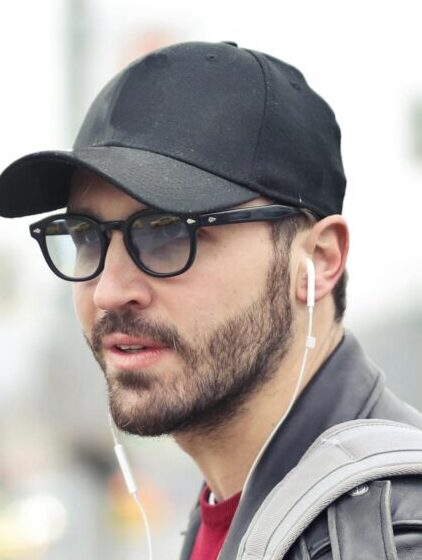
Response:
[234,419,422,560]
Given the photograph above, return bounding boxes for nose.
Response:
[93,232,154,311]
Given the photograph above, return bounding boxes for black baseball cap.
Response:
[0,41,346,218]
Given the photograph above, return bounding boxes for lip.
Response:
[102,333,169,372]
[102,333,167,351]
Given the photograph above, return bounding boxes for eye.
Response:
[196,227,214,241]
[149,216,186,240]
[70,223,98,245]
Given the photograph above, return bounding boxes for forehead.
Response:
[68,168,269,218]
[68,169,148,218]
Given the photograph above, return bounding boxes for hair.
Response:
[270,212,347,322]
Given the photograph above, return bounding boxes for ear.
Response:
[296,215,349,305]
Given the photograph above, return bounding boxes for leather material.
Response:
[327,480,397,560]
[297,476,422,559]
[178,333,422,560]
[179,504,201,560]
[235,420,422,559]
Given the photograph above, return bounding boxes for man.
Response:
[1,41,421,559]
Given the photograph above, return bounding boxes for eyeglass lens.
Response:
[45,217,102,279]
[43,214,192,279]
[129,214,191,274]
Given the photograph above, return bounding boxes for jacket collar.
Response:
[180,331,385,560]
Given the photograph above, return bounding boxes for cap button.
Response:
[222,41,238,47]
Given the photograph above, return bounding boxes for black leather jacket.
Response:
[179,332,422,560]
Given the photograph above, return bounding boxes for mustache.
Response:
[89,309,188,357]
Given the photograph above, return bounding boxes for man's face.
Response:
[70,173,295,437]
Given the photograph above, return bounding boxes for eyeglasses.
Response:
[29,204,304,281]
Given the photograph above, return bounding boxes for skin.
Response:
[70,170,349,501]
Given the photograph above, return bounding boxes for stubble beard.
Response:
[86,248,293,438]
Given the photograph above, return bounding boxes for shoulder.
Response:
[290,386,422,560]
[369,384,422,429]
[291,475,422,559]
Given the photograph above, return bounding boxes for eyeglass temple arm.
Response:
[196,205,302,227]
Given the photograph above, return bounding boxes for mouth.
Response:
[102,333,169,371]
[115,344,149,354]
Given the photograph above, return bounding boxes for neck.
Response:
[174,316,343,501]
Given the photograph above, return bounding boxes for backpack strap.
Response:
[235,419,422,560]
[298,536,311,560]
[327,480,397,560]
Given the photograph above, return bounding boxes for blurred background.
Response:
[0,0,421,558]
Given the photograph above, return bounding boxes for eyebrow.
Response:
[66,205,102,219]
[66,205,160,222]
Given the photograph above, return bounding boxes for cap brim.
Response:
[0,146,257,218]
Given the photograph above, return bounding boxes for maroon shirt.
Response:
[190,485,241,560]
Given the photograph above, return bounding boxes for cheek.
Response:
[159,238,274,332]
[72,284,96,332]
[207,237,274,306]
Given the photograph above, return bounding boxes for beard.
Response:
[86,247,293,437]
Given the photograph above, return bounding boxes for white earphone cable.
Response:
[240,260,316,501]
[108,258,316,557]
[109,414,154,560]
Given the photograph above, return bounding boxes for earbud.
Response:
[306,257,315,308]
[305,257,316,350]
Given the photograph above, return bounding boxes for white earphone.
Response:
[109,415,154,560]
[109,256,318,556]
[306,256,315,308]
[241,256,317,499]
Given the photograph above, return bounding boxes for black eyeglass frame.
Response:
[29,204,307,281]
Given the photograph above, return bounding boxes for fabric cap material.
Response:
[0,41,346,218]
